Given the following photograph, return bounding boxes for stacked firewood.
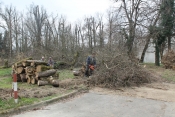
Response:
[12,58,59,87]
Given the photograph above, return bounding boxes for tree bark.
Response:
[155,42,160,66]
[47,76,59,87]
[38,80,49,86]
[16,67,24,74]
[140,37,150,63]
[168,36,171,51]
[36,65,51,72]
[35,69,56,78]
[20,74,27,82]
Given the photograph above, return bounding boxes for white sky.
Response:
[1,0,114,23]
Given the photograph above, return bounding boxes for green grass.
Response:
[0,98,39,112]
[142,63,175,82]
[0,89,75,112]
[0,77,12,89]
[58,69,75,80]
[41,89,73,101]
[161,69,175,82]
[0,68,11,77]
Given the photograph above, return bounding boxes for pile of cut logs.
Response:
[12,58,59,87]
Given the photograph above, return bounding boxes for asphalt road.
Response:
[13,91,175,117]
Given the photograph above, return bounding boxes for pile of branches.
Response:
[161,50,175,70]
[88,50,151,88]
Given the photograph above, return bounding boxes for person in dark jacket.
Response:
[48,57,54,67]
[85,52,96,77]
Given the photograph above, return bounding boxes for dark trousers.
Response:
[85,65,93,77]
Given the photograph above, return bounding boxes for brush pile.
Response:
[87,51,152,88]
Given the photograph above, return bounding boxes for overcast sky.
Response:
[1,0,114,23]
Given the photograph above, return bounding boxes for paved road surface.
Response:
[13,91,175,117]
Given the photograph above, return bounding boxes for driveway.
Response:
[13,89,175,117]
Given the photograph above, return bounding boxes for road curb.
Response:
[0,87,89,117]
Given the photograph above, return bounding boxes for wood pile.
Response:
[12,58,59,87]
[161,50,175,70]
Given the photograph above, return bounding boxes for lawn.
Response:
[0,68,11,77]
[142,63,175,82]
[58,69,75,80]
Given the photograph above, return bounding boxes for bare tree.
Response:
[114,0,143,56]
[0,5,16,58]
[25,4,47,56]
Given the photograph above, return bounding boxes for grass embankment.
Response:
[142,63,175,82]
[0,68,11,77]
[0,68,75,112]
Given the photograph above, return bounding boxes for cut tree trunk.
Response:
[73,70,81,76]
[14,58,33,67]
[38,80,49,86]
[47,76,59,87]
[36,65,51,72]
[26,60,48,66]
[31,76,36,84]
[20,74,27,82]
[22,61,30,67]
[35,69,57,78]
[15,63,23,68]
[17,67,24,74]
[17,74,22,82]
[25,66,35,75]
[26,75,31,84]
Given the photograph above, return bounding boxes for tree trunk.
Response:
[36,65,51,72]
[20,74,27,82]
[16,67,24,74]
[25,60,48,66]
[155,42,160,66]
[25,66,35,75]
[17,74,22,82]
[35,69,57,78]
[31,76,36,84]
[47,76,59,87]
[140,38,151,63]
[168,36,171,51]
[38,80,49,86]
[26,75,31,84]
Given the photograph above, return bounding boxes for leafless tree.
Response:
[25,4,47,56]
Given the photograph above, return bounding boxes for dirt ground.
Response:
[0,84,70,100]
[0,67,175,103]
[92,82,175,102]
[0,76,87,101]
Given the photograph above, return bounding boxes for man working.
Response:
[41,56,45,61]
[85,52,96,77]
[48,57,54,68]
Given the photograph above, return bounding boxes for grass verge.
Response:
[58,69,74,80]
[142,63,175,82]
[0,68,11,77]
[0,98,39,112]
